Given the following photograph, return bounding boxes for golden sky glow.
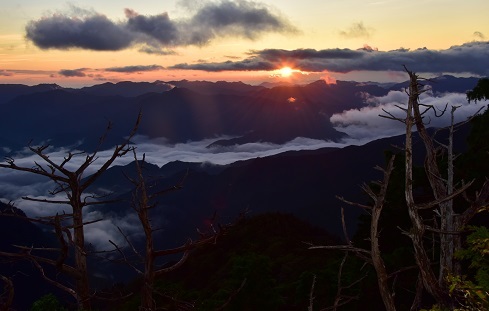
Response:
[0,0,488,87]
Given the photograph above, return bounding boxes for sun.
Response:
[279,67,293,77]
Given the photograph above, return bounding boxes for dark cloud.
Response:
[138,46,177,55]
[25,1,297,53]
[59,68,87,77]
[181,0,298,45]
[104,65,164,73]
[6,69,56,75]
[170,59,275,71]
[339,22,373,38]
[124,9,179,45]
[172,41,489,76]
[26,14,134,50]
[252,48,362,60]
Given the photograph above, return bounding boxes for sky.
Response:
[1,0,489,87]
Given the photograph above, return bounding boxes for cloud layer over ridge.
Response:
[171,41,489,76]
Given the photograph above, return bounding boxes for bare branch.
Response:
[321,253,366,311]
[308,274,316,311]
[415,180,474,210]
[154,250,190,276]
[28,255,77,299]
[336,196,371,210]
[21,196,70,205]
[0,250,80,280]
[308,244,371,256]
[458,179,489,227]
[116,226,143,261]
[410,273,424,311]
[80,111,142,192]
[108,240,143,275]
[380,109,406,123]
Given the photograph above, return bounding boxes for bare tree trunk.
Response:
[405,68,457,287]
[138,169,156,311]
[333,157,397,310]
[127,153,228,310]
[369,157,397,311]
[72,198,91,311]
[404,70,450,306]
[441,107,457,277]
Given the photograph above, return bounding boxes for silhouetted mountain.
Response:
[0,84,347,152]
[167,80,266,95]
[255,79,386,116]
[389,75,480,94]
[0,89,136,151]
[259,81,301,88]
[0,76,479,154]
[0,83,63,105]
[79,81,173,97]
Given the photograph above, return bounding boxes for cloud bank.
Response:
[105,65,164,73]
[331,91,488,141]
[0,136,345,249]
[59,68,87,77]
[25,1,297,54]
[171,41,489,76]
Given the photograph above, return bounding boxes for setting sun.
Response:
[279,67,293,77]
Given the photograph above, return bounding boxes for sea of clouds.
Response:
[0,90,487,249]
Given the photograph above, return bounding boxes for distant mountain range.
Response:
[85,123,471,248]
[0,75,479,154]
[0,74,481,308]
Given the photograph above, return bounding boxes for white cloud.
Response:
[0,135,351,248]
[331,91,488,141]
[83,210,145,250]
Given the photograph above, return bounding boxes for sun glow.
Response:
[279,67,293,77]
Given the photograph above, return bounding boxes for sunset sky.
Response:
[1,0,488,87]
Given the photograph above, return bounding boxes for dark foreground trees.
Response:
[0,113,228,310]
[0,114,141,310]
[311,70,489,310]
[118,151,229,310]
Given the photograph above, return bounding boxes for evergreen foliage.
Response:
[466,78,489,103]
[30,294,67,311]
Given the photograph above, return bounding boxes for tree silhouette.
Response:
[0,113,141,310]
[311,70,489,310]
[467,77,489,103]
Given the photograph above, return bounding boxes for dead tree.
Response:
[309,155,397,311]
[113,151,229,310]
[0,113,141,310]
[379,67,488,307]
[311,69,489,310]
